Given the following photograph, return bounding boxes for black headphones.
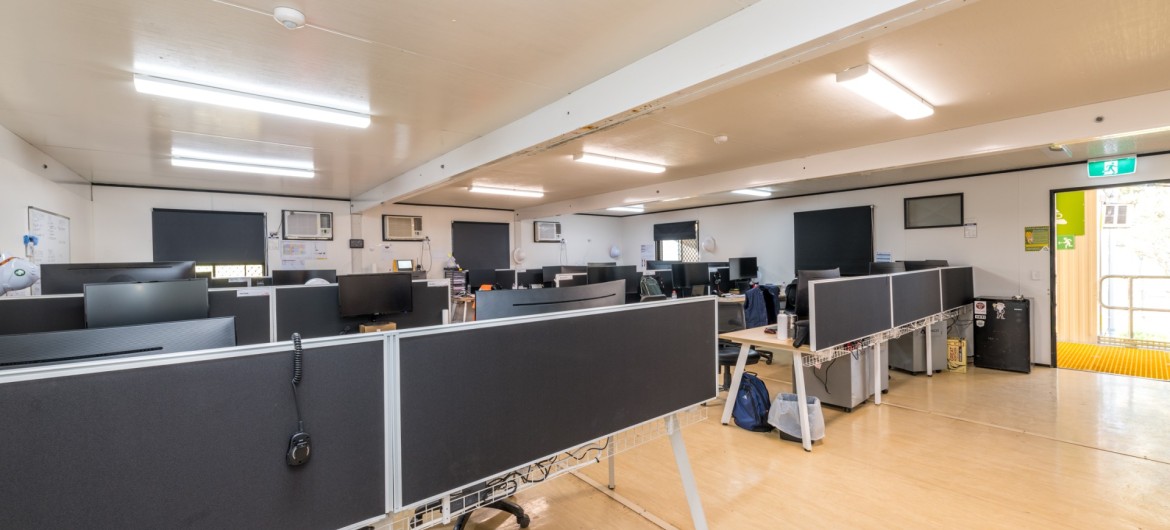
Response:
[287,333,312,466]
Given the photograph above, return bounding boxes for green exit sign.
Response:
[1087,156,1137,178]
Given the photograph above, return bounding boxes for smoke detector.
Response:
[273,7,306,29]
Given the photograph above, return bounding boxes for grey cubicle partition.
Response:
[0,289,272,345]
[275,279,450,339]
[809,275,893,351]
[392,298,716,508]
[0,337,386,529]
[0,317,236,368]
[474,279,625,320]
[891,269,943,327]
[941,266,975,310]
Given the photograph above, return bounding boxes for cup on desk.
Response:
[776,313,789,340]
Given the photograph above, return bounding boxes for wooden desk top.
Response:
[718,326,810,353]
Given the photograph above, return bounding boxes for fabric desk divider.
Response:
[275,280,449,339]
[389,297,717,509]
[0,335,387,530]
[0,288,271,346]
[941,266,975,310]
[809,275,893,351]
[891,269,943,327]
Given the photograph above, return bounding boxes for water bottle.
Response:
[671,290,677,299]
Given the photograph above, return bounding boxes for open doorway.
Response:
[1054,182,1170,380]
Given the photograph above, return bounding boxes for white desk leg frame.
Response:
[791,351,813,452]
[719,343,752,425]
[925,324,934,376]
[666,414,709,530]
[607,436,616,490]
[873,343,883,405]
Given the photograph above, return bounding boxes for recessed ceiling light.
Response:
[171,157,315,178]
[573,153,665,173]
[836,64,933,120]
[468,185,544,198]
[731,188,771,197]
[606,204,646,213]
[134,74,371,128]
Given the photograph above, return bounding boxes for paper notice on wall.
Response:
[640,244,654,268]
[281,241,328,261]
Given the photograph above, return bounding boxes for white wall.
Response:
[619,154,1168,365]
[358,203,514,276]
[91,186,353,274]
[515,215,625,268]
[0,125,93,279]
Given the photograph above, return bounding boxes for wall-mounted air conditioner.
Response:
[383,215,424,240]
[282,210,333,240]
[534,221,561,242]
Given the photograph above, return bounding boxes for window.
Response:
[1103,204,1130,228]
[653,221,700,262]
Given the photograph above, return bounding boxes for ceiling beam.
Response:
[514,88,1170,220]
[350,0,969,212]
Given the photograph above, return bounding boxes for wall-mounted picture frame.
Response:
[904,193,963,229]
[534,221,562,242]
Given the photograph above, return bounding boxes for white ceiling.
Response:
[4,0,1170,217]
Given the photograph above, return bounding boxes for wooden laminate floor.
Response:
[394,357,1170,529]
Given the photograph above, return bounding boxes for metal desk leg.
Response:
[666,414,708,530]
[873,343,883,405]
[720,343,752,425]
[925,324,934,376]
[461,301,468,322]
[607,436,616,490]
[791,351,812,452]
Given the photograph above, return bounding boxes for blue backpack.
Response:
[732,372,772,432]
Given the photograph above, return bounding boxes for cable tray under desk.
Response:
[386,405,707,530]
[802,307,966,367]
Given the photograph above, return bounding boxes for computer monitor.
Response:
[728,257,758,280]
[395,259,415,272]
[494,269,517,290]
[271,269,338,285]
[671,262,711,294]
[466,269,498,294]
[796,268,841,319]
[41,261,197,295]
[83,279,210,329]
[555,273,586,287]
[587,265,635,285]
[646,260,680,271]
[869,262,906,274]
[516,269,544,288]
[337,273,413,318]
[904,259,949,271]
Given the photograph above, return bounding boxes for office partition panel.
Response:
[0,317,236,368]
[941,266,975,310]
[394,299,716,508]
[276,280,449,338]
[891,269,943,327]
[474,280,625,320]
[809,276,892,351]
[0,338,386,529]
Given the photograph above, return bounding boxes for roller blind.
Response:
[152,209,267,266]
[653,221,698,241]
[451,221,509,271]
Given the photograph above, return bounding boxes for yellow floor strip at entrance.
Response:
[1057,342,1170,381]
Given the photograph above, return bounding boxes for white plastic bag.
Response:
[767,393,825,442]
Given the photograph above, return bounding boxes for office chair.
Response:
[413,482,531,530]
[639,275,668,302]
[717,300,760,390]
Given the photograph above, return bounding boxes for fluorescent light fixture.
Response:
[171,148,314,170]
[171,157,315,178]
[134,74,371,128]
[573,153,665,174]
[468,185,544,198]
[731,188,772,197]
[836,64,933,120]
[606,204,645,213]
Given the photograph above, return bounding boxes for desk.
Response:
[718,327,815,451]
[719,327,886,451]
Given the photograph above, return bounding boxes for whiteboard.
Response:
[27,207,70,296]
